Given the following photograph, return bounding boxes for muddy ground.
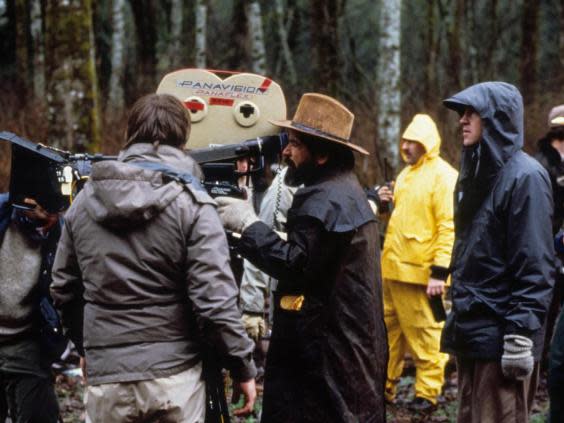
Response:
[54,357,550,423]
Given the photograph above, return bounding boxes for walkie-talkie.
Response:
[380,158,393,214]
[429,295,447,322]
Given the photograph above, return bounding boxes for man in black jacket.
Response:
[534,105,564,233]
[542,104,564,423]
[216,93,388,423]
[534,105,564,381]
[441,82,554,423]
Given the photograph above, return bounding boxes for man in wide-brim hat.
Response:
[216,93,388,422]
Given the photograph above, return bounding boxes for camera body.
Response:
[0,131,115,213]
[157,69,288,199]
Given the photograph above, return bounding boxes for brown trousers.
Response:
[456,357,540,423]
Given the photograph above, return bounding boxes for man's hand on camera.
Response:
[215,196,259,234]
[232,378,257,416]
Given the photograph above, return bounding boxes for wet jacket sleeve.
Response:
[185,203,256,382]
[51,218,85,355]
[430,171,456,279]
[239,217,342,283]
[505,172,555,336]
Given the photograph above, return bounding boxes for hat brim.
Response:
[443,99,468,114]
[550,116,564,127]
[269,119,369,155]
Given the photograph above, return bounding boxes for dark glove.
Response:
[501,334,534,381]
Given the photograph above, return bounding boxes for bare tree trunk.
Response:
[377,0,401,170]
[446,0,463,92]
[274,0,296,84]
[520,0,538,106]
[14,0,31,94]
[167,0,184,69]
[560,0,564,68]
[108,0,126,115]
[44,0,100,151]
[486,0,499,77]
[30,0,44,100]
[225,0,247,70]
[310,0,341,95]
[246,0,267,75]
[424,0,437,113]
[129,0,157,96]
[466,0,479,84]
[195,0,207,68]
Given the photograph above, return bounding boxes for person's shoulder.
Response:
[63,190,87,223]
[512,151,548,176]
[425,157,458,189]
[296,171,363,202]
[429,156,457,175]
[505,151,551,188]
[290,171,375,231]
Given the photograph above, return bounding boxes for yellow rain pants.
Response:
[383,278,449,404]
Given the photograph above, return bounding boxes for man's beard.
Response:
[284,157,318,187]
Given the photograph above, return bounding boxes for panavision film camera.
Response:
[1,69,288,210]
[157,68,288,198]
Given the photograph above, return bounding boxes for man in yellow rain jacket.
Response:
[377,114,457,413]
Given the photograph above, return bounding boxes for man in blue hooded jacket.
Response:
[441,82,554,423]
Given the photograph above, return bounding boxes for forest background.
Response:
[0,0,563,190]
[0,1,561,421]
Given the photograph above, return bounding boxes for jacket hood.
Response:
[401,114,441,163]
[443,81,523,167]
[82,143,201,228]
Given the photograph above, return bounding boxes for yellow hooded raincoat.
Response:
[382,114,457,284]
[381,114,457,404]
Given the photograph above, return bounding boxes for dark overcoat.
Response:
[240,170,388,423]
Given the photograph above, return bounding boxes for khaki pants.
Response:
[383,279,449,403]
[456,357,539,423]
[85,363,205,423]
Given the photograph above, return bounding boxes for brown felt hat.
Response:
[269,93,369,155]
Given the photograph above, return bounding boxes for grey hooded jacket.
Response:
[441,82,555,360]
[51,143,255,385]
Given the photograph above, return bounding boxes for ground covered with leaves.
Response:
[53,357,550,423]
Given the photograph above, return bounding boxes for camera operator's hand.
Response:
[232,378,257,416]
[242,313,266,342]
[215,196,259,234]
[501,334,534,381]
